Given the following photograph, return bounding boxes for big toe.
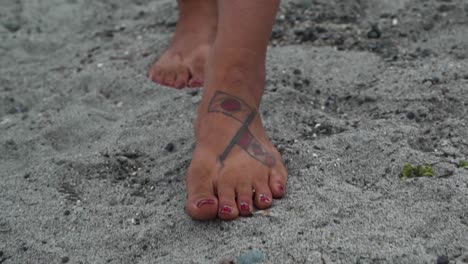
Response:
[187,173,218,220]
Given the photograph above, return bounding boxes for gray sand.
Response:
[1,0,468,263]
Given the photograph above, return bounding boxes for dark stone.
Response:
[188,90,198,96]
[438,4,454,12]
[3,21,21,32]
[423,22,434,31]
[367,25,382,39]
[62,256,70,263]
[293,69,301,75]
[406,112,416,120]
[23,173,30,179]
[0,250,3,257]
[293,81,303,89]
[421,49,432,58]
[164,143,175,152]
[315,26,327,33]
[295,28,317,42]
[64,210,70,216]
[436,255,449,264]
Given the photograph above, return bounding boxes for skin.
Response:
[148,0,217,88]
[150,0,287,221]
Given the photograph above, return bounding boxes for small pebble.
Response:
[164,143,175,152]
[237,249,265,264]
[406,112,416,120]
[131,218,140,225]
[3,21,21,32]
[61,256,69,263]
[64,210,70,216]
[367,25,381,39]
[436,255,449,264]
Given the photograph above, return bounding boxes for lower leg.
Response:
[148,0,217,88]
[186,0,287,221]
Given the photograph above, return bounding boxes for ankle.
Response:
[206,52,266,105]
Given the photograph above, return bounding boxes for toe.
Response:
[163,70,177,87]
[269,169,287,198]
[217,182,239,221]
[253,179,273,210]
[236,183,254,217]
[174,66,189,89]
[148,65,162,84]
[187,63,204,88]
[186,172,218,221]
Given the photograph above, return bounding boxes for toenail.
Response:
[240,202,251,213]
[219,205,233,214]
[191,80,203,87]
[259,194,271,203]
[196,199,215,208]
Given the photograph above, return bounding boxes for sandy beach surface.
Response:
[1,0,468,263]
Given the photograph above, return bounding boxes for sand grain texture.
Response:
[1,0,468,263]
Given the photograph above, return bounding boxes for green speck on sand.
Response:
[401,163,434,179]
[459,160,468,168]
[237,249,265,264]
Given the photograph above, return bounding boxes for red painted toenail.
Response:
[190,80,203,87]
[219,206,233,214]
[196,199,215,208]
[240,202,251,213]
[260,194,271,203]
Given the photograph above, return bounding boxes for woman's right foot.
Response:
[148,0,217,88]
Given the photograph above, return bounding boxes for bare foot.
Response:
[148,0,217,88]
[186,62,288,221]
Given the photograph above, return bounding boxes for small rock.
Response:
[293,69,301,75]
[367,25,381,39]
[164,143,175,152]
[3,21,21,32]
[438,4,454,12]
[423,22,434,31]
[436,255,449,264]
[0,250,3,257]
[406,112,416,120]
[191,95,201,104]
[61,256,70,263]
[187,89,199,96]
[64,210,70,216]
[237,249,265,264]
[131,218,140,225]
[295,28,317,42]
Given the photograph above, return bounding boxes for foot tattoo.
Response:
[208,91,276,167]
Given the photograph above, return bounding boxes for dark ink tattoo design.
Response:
[208,91,276,167]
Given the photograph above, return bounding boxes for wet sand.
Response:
[1,0,468,263]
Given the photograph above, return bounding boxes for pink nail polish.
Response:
[219,206,233,214]
[190,80,203,87]
[240,202,251,212]
[260,194,271,203]
[196,199,215,208]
